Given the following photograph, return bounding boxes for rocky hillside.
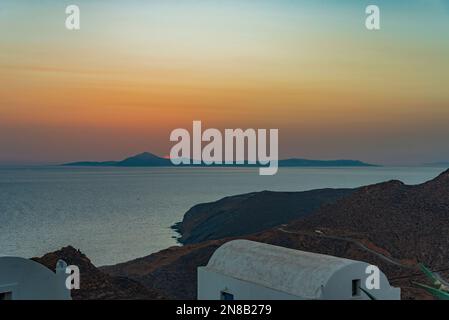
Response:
[289,169,449,268]
[175,188,353,244]
[102,169,449,300]
[33,246,166,300]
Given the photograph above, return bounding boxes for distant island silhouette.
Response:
[62,152,378,167]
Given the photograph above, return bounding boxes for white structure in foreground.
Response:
[0,256,71,300]
[198,240,400,300]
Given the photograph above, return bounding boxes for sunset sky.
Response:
[1,0,449,165]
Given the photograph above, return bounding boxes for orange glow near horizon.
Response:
[1,1,449,165]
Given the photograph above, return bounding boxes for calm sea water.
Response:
[0,166,445,266]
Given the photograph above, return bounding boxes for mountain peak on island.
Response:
[118,152,170,167]
[132,152,160,158]
[123,152,164,162]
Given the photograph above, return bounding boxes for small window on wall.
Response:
[0,291,13,300]
[352,279,361,297]
[220,291,234,300]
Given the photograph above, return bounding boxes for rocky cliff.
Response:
[175,188,353,244]
[33,246,166,300]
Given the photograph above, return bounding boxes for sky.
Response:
[0,0,449,165]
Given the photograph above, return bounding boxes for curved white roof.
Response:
[0,256,70,300]
[205,240,366,299]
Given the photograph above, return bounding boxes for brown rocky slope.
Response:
[102,169,449,300]
[33,246,166,300]
[175,188,353,244]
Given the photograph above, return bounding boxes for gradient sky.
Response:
[1,0,449,165]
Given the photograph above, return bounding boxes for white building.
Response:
[198,240,401,300]
[0,256,71,300]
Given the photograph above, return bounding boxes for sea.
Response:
[0,166,445,266]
